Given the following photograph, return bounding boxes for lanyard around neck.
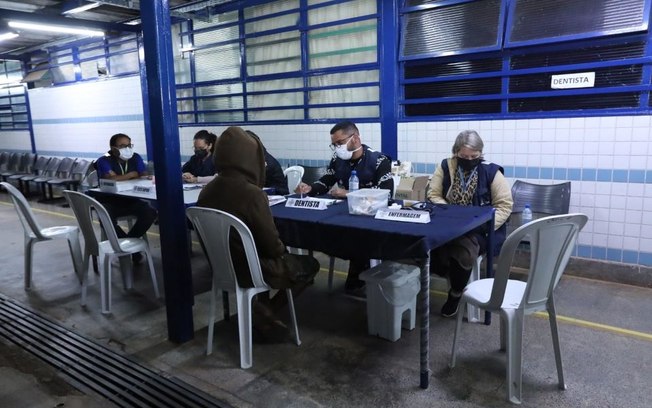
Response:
[118,161,129,175]
[457,166,477,192]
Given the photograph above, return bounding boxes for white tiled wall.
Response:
[398,117,652,266]
[27,76,145,159]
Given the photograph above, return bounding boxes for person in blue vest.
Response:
[427,130,513,317]
[245,130,288,195]
[96,133,157,244]
[296,121,394,297]
[182,130,217,184]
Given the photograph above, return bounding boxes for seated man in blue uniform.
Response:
[95,133,157,241]
[296,121,394,296]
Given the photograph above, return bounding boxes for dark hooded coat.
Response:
[197,126,298,288]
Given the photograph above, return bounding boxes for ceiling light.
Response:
[0,32,19,42]
[8,21,104,37]
[62,2,101,15]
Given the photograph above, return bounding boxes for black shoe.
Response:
[344,284,366,299]
[344,277,366,298]
[441,291,462,318]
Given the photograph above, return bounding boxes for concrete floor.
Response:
[1,191,651,408]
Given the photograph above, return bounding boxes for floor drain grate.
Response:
[0,295,229,408]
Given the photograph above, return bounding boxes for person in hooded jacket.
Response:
[197,126,320,342]
[95,133,157,240]
[245,130,288,195]
[427,130,513,318]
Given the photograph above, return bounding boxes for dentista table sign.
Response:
[286,197,328,210]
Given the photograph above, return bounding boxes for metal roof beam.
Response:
[93,0,199,22]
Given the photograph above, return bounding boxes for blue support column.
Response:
[379,0,399,160]
[21,60,36,154]
[138,34,154,161]
[140,0,194,343]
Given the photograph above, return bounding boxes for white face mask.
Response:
[334,142,361,160]
[118,147,134,161]
[334,144,353,160]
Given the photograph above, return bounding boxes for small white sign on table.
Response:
[285,197,328,210]
[133,185,155,194]
[375,209,431,223]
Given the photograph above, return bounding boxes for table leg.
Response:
[419,255,431,389]
[484,209,496,325]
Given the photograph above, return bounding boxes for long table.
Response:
[271,199,495,389]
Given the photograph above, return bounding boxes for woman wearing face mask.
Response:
[182,130,217,184]
[95,133,157,241]
[427,130,513,318]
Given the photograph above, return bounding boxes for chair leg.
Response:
[66,232,83,282]
[80,248,91,306]
[144,250,160,298]
[285,288,301,346]
[466,256,483,323]
[505,310,524,404]
[24,238,36,290]
[206,281,218,356]
[236,290,255,369]
[327,256,336,292]
[547,298,566,390]
[500,313,507,351]
[101,255,112,314]
[449,299,466,368]
[119,256,133,290]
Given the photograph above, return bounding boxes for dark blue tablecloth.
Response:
[271,199,494,260]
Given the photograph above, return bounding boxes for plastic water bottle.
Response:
[522,204,533,225]
[349,170,359,192]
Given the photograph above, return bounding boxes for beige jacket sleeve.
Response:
[427,161,449,204]
[491,170,513,229]
[427,158,513,230]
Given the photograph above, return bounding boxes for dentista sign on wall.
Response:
[550,72,595,89]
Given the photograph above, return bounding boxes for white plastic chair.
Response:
[450,213,588,404]
[186,206,301,369]
[0,182,82,290]
[62,190,160,314]
[283,165,304,194]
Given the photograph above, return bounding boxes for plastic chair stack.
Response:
[283,165,304,194]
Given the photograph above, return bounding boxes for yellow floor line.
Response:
[5,201,651,343]
[532,312,652,342]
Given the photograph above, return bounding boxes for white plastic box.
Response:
[346,188,390,216]
[359,261,421,342]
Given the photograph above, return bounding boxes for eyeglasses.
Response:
[116,143,134,149]
[329,133,355,151]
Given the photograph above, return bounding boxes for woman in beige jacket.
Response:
[427,130,513,317]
